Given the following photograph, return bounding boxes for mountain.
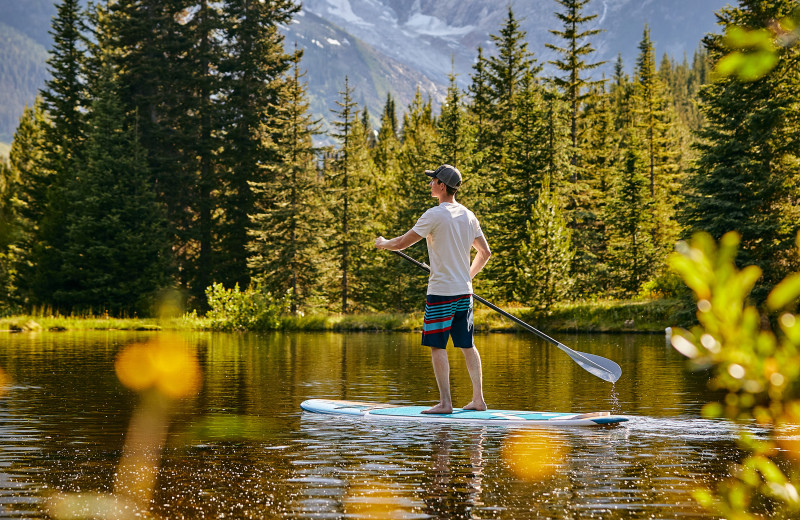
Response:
[0,0,729,149]
[283,9,445,136]
[298,0,729,85]
[0,21,49,144]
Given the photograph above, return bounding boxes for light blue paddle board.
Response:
[300,399,628,426]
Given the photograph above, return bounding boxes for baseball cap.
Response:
[424,164,462,189]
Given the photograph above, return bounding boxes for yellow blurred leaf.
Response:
[115,343,158,392]
[115,336,201,398]
[702,402,723,418]
[715,52,745,77]
[724,26,776,51]
[737,265,763,296]
[737,51,779,81]
[767,274,800,310]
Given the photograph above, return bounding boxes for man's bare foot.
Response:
[462,400,487,411]
[421,403,453,414]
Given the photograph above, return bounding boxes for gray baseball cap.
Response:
[425,164,462,189]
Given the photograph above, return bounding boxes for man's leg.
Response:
[422,347,453,414]
[461,347,487,411]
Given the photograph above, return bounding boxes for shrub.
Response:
[205,283,291,332]
[670,231,800,519]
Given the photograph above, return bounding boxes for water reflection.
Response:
[0,330,737,518]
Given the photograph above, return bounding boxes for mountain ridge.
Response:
[0,0,729,148]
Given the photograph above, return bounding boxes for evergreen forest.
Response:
[0,0,798,317]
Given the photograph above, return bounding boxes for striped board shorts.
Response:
[422,294,474,349]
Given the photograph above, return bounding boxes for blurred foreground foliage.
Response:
[669,231,800,519]
[714,6,800,81]
[49,335,204,518]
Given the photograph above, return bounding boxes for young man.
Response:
[374,164,492,414]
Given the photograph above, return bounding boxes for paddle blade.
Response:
[559,345,622,383]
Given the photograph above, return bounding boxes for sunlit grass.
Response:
[524,298,686,332]
[1,298,686,333]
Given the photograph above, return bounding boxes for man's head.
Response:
[425,164,462,196]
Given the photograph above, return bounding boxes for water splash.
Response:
[610,384,621,414]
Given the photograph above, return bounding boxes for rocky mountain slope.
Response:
[0,0,728,146]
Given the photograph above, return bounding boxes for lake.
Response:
[0,330,735,519]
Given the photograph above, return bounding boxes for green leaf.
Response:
[767,274,800,310]
[751,456,787,485]
[702,402,723,418]
[737,51,779,81]
[735,266,763,298]
[716,52,745,77]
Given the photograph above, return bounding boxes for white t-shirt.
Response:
[412,202,484,296]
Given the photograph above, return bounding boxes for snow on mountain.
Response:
[0,0,731,146]
[300,0,730,87]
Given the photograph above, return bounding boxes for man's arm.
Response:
[470,235,491,280]
[375,229,423,251]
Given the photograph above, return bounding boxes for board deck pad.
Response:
[301,399,628,426]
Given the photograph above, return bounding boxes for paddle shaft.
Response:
[390,248,622,383]
[390,249,561,346]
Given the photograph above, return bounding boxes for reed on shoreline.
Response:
[0,298,685,334]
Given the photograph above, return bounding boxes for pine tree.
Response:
[6,100,48,306]
[217,0,299,290]
[396,90,438,235]
[187,1,226,305]
[0,157,17,310]
[99,1,229,306]
[386,89,438,310]
[611,54,634,134]
[361,106,377,148]
[466,46,494,218]
[57,66,169,314]
[546,0,605,181]
[491,73,549,300]
[436,69,473,194]
[514,176,574,309]
[41,0,87,163]
[605,141,657,296]
[373,93,400,181]
[484,7,539,170]
[248,50,322,314]
[633,25,671,198]
[476,9,541,300]
[575,83,616,295]
[33,0,89,306]
[327,78,374,313]
[364,93,406,310]
[682,1,800,295]
[632,25,686,269]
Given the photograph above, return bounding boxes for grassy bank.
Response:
[0,298,687,333]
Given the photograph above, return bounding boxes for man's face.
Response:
[430,177,445,198]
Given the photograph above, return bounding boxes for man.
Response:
[375,164,492,414]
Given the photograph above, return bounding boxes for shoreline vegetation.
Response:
[0,298,685,334]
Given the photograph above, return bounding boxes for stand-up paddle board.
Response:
[301,399,628,426]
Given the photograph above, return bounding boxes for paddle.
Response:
[390,249,623,383]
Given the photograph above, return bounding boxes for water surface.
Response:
[0,331,734,518]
